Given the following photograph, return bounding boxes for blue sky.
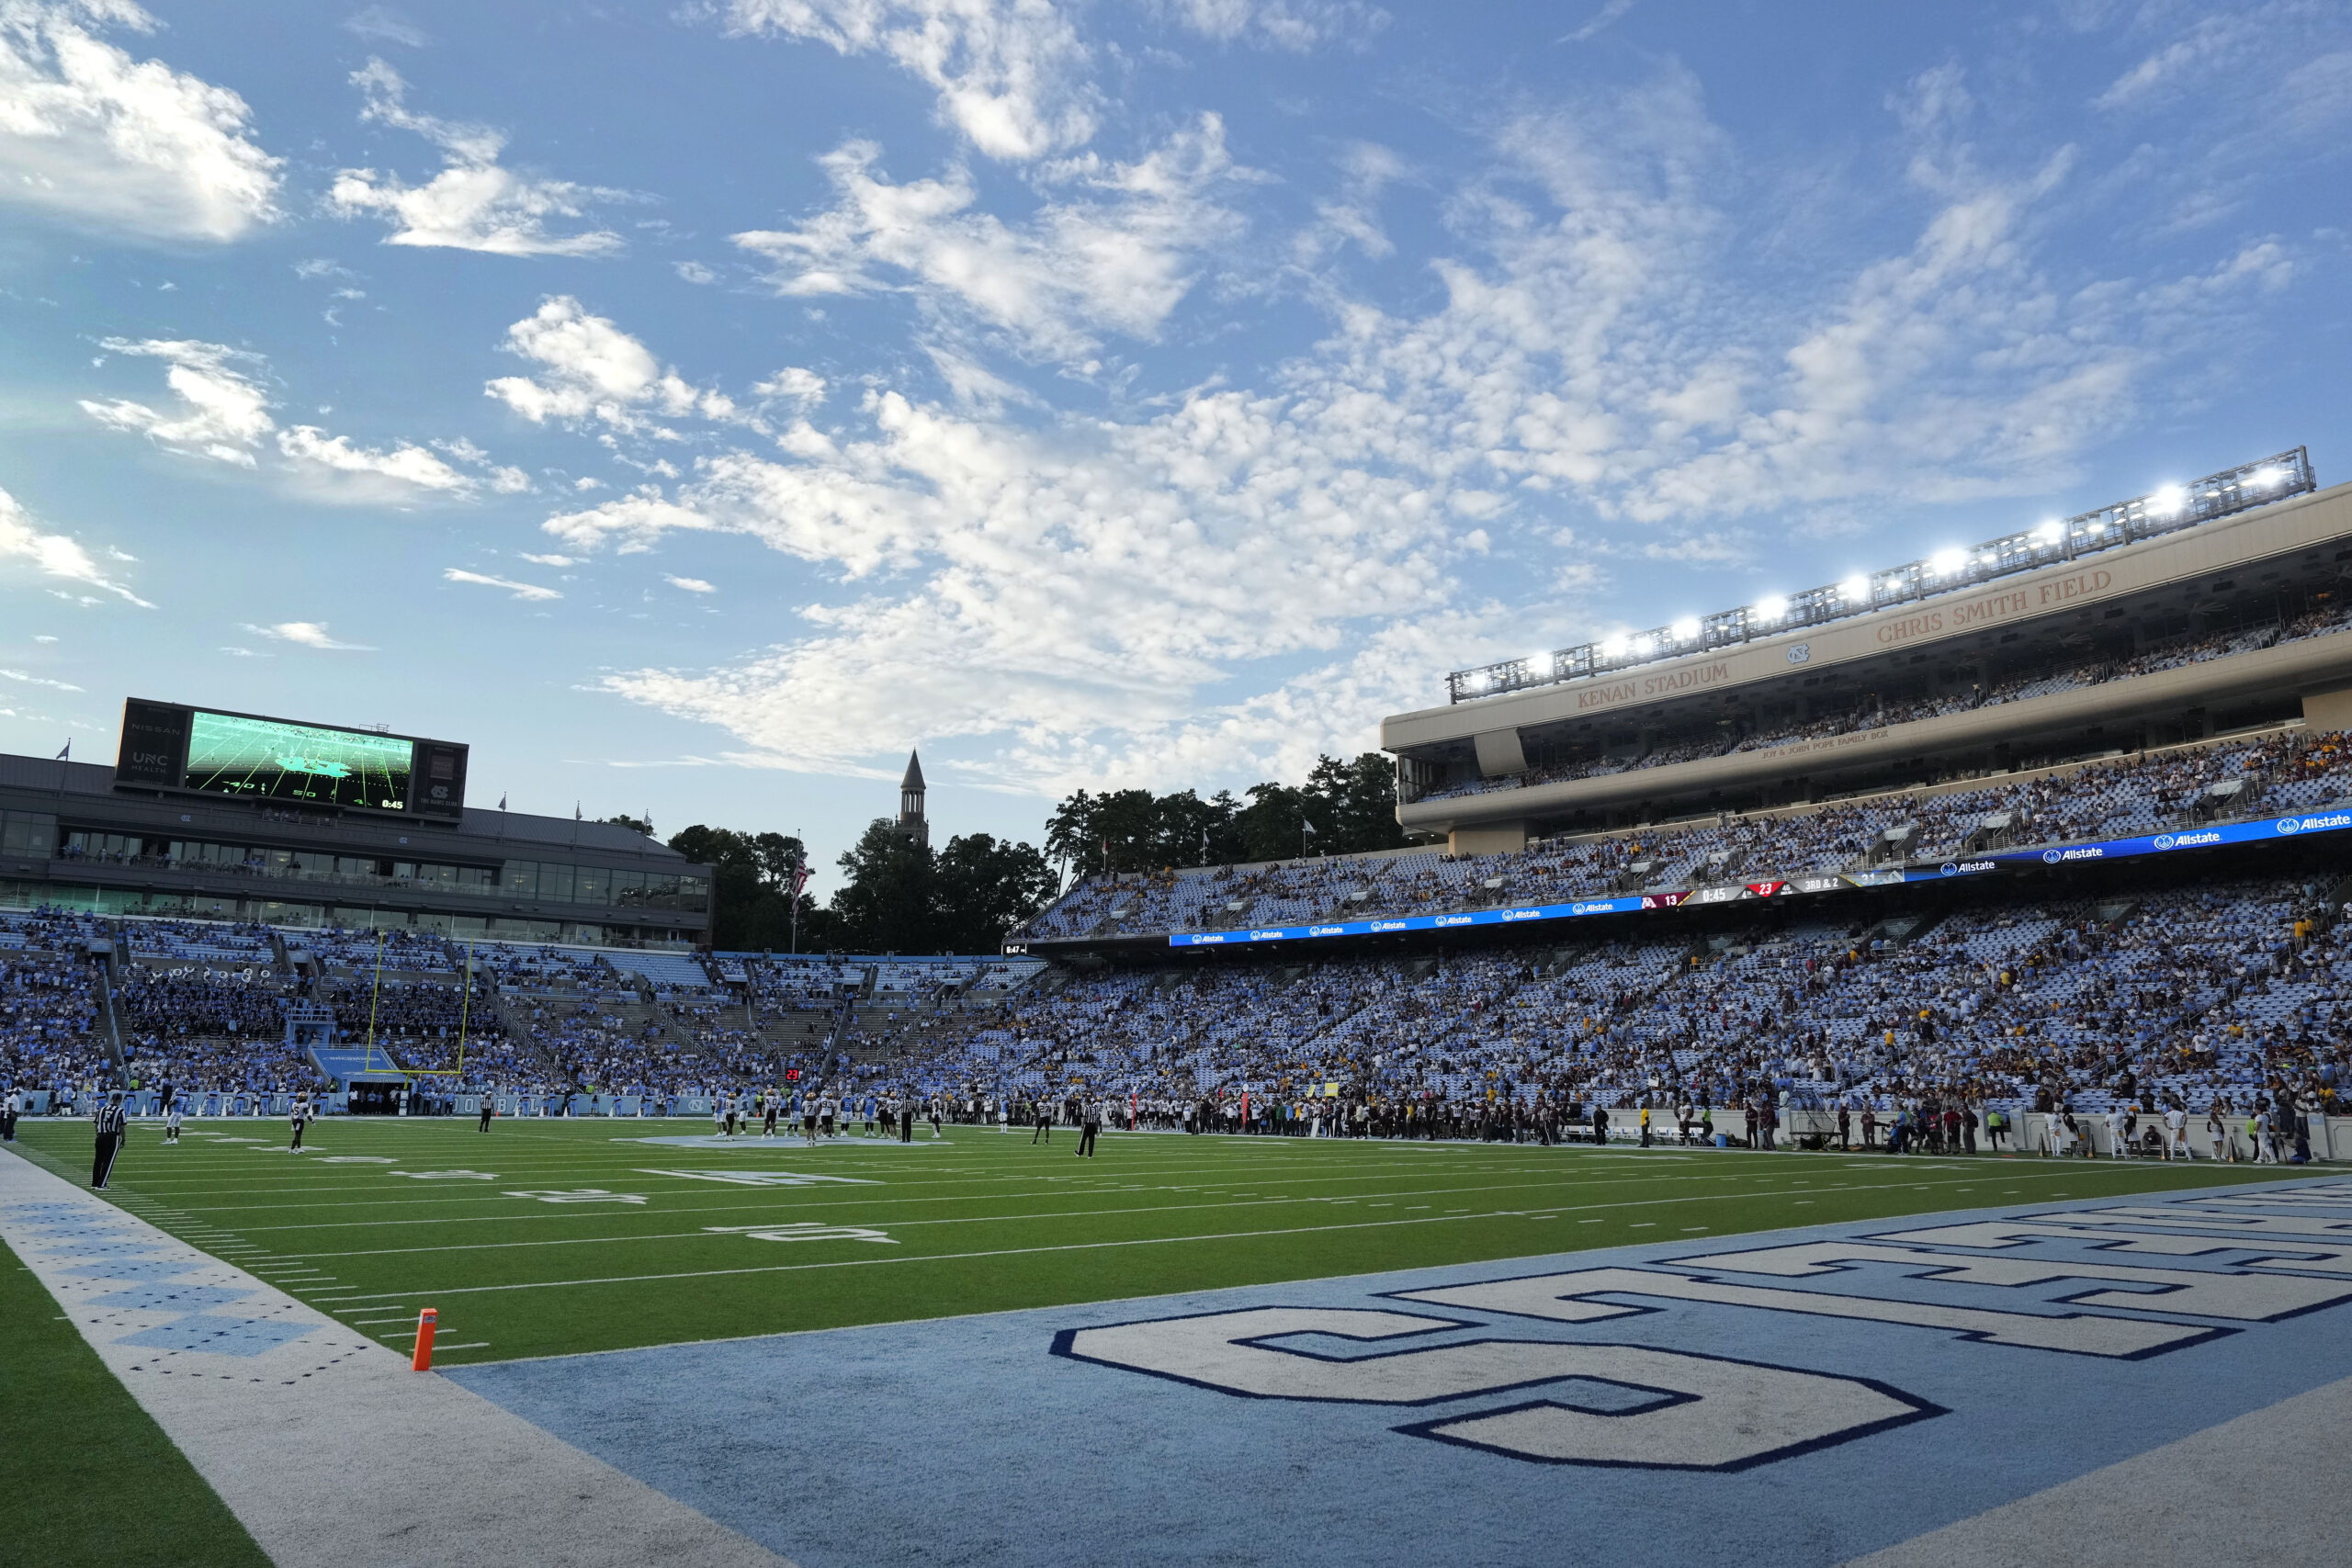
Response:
[0,0,2346,888]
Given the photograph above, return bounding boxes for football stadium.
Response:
[7,7,2352,1566]
[6,454,2352,1566]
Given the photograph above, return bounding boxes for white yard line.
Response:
[0,1146,795,1568]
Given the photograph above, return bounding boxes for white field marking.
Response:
[392,1170,500,1180]
[320,1156,396,1165]
[1670,1240,2352,1320]
[0,1147,792,1568]
[503,1190,648,1204]
[121,1154,1848,1209]
[167,1166,1903,1234]
[321,1202,1823,1301]
[635,1168,879,1187]
[1875,1221,2352,1275]
[1063,1306,1923,1470]
[620,1134,947,1151]
[2045,1207,2352,1238]
[703,1222,895,1244]
[1395,1269,2215,1358]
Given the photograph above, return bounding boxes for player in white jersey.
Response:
[164,1101,182,1145]
[2165,1106,2188,1159]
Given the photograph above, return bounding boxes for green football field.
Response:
[5,1116,2311,1367]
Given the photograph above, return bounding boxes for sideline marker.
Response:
[412,1307,438,1371]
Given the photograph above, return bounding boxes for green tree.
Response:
[934,833,1057,952]
[829,819,938,953]
[666,825,825,952]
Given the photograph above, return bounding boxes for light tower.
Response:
[899,750,928,849]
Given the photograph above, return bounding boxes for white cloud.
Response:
[1556,0,1632,45]
[751,366,826,406]
[344,5,428,48]
[0,0,281,242]
[444,567,560,600]
[663,574,717,593]
[518,552,575,566]
[328,59,622,256]
[80,336,272,464]
[84,336,514,501]
[733,117,1250,363]
[485,294,735,433]
[673,259,718,285]
[1155,0,1386,52]
[243,620,373,650]
[719,0,1095,161]
[0,665,81,691]
[527,60,2306,798]
[277,425,472,494]
[0,486,152,605]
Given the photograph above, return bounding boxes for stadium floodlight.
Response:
[1442,446,2311,702]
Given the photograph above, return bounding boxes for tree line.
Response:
[656,750,1402,955]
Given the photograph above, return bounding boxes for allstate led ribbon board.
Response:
[1163,806,2352,949]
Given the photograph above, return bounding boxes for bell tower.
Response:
[899,750,928,849]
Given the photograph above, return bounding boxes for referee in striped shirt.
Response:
[92,1089,128,1190]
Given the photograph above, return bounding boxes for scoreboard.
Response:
[113,699,468,818]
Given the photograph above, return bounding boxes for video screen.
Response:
[180,709,415,811]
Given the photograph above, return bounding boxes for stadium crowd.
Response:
[1030,728,2352,940]
[1422,598,2352,803]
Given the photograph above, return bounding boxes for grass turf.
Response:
[0,1228,271,1568]
[5,1117,2316,1367]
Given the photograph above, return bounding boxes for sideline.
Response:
[0,1145,794,1568]
[1842,1369,2352,1567]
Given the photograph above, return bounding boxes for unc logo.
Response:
[2154,834,2176,852]
[1786,643,1812,665]
[2278,818,2301,835]
[2041,849,2063,864]
[1053,1307,1932,1471]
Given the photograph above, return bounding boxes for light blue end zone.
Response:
[447,1179,2352,1568]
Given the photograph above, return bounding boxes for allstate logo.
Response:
[2041,849,2063,864]
[1939,863,1958,876]
[1786,643,1812,665]
[2154,834,2176,851]
[2278,818,2301,835]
